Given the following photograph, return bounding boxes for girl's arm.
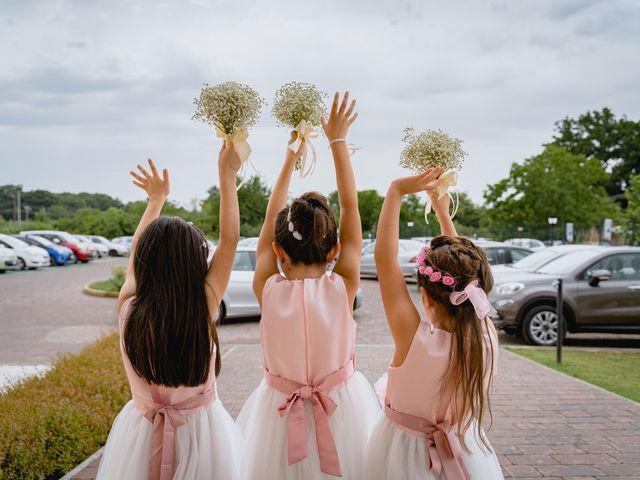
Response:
[428,189,457,236]
[204,142,242,317]
[374,169,442,365]
[322,92,360,302]
[118,159,170,311]
[252,135,305,305]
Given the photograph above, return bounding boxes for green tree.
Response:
[625,174,640,244]
[552,107,640,196]
[484,145,619,229]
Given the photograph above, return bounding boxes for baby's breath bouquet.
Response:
[272,82,328,177]
[400,128,466,223]
[193,82,265,188]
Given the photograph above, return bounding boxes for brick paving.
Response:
[60,278,640,479]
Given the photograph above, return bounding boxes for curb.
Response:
[502,347,640,407]
[83,284,118,298]
[59,447,104,480]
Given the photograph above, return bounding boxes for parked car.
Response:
[218,247,363,323]
[361,239,426,279]
[74,234,109,258]
[88,235,130,256]
[20,230,97,263]
[0,245,20,273]
[410,236,433,243]
[504,238,546,251]
[238,237,259,248]
[490,246,640,346]
[15,234,74,265]
[111,236,133,247]
[491,244,598,278]
[0,234,50,270]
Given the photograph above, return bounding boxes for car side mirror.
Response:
[589,269,611,287]
[52,238,60,244]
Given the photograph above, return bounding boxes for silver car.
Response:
[218,247,364,323]
[361,239,425,279]
[490,246,640,346]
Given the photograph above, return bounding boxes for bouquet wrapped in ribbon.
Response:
[399,128,466,223]
[193,81,265,188]
[272,82,327,178]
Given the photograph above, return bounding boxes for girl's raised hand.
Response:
[321,91,358,141]
[219,141,243,175]
[390,167,443,196]
[130,159,170,202]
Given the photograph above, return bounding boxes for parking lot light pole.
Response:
[555,278,564,364]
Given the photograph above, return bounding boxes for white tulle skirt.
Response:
[236,371,382,480]
[96,399,242,480]
[363,415,504,479]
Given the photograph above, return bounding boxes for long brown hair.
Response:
[275,192,338,265]
[417,235,495,449]
[124,216,221,387]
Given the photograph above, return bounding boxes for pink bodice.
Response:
[260,273,356,385]
[118,297,218,410]
[386,319,498,426]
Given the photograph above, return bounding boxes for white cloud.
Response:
[1,0,639,208]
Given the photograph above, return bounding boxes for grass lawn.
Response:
[507,347,640,403]
[88,278,121,293]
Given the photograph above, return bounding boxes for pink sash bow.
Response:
[263,358,355,477]
[139,385,216,480]
[385,403,471,480]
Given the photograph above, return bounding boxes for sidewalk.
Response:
[66,345,640,479]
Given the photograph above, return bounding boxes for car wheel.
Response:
[80,259,89,264]
[68,253,77,264]
[49,255,56,266]
[17,257,26,270]
[522,305,562,346]
[109,249,118,256]
[217,301,227,325]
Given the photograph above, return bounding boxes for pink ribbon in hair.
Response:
[449,280,494,319]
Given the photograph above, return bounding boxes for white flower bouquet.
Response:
[399,128,466,223]
[272,82,327,176]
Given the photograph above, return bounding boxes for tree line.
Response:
[2,107,639,242]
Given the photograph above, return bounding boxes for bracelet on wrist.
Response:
[329,138,346,146]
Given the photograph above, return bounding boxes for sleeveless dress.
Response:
[236,273,381,479]
[96,297,242,480]
[363,318,504,480]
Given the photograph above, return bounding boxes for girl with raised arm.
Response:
[97,148,243,480]
[363,172,503,479]
[236,92,380,479]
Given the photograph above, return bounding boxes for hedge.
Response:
[88,267,126,294]
[0,333,128,480]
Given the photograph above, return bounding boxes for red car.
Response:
[20,230,97,263]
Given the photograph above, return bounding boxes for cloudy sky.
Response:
[1,0,639,208]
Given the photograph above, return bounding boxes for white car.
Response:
[0,233,50,270]
[74,235,109,258]
[0,245,20,272]
[88,235,129,256]
[360,239,426,279]
[217,247,364,323]
[504,238,546,251]
[238,237,259,248]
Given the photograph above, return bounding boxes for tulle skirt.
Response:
[363,415,504,479]
[236,371,381,480]
[96,399,242,480]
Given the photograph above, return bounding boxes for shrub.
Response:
[88,267,126,294]
[0,334,128,480]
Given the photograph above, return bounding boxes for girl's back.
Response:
[260,272,355,384]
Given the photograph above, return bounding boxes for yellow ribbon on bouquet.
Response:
[288,120,319,179]
[424,170,459,224]
[215,123,252,190]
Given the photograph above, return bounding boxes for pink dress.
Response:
[363,318,504,479]
[237,273,381,479]
[96,297,242,480]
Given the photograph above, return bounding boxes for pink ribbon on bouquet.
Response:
[289,120,319,179]
[263,357,355,477]
[449,280,495,319]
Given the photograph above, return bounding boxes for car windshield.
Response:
[1,235,29,248]
[537,249,601,275]
[29,235,55,247]
[511,249,563,271]
[57,232,80,243]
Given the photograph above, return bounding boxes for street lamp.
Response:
[548,217,558,243]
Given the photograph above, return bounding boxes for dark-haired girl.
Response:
[362,171,503,479]
[236,92,380,479]
[97,151,242,480]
